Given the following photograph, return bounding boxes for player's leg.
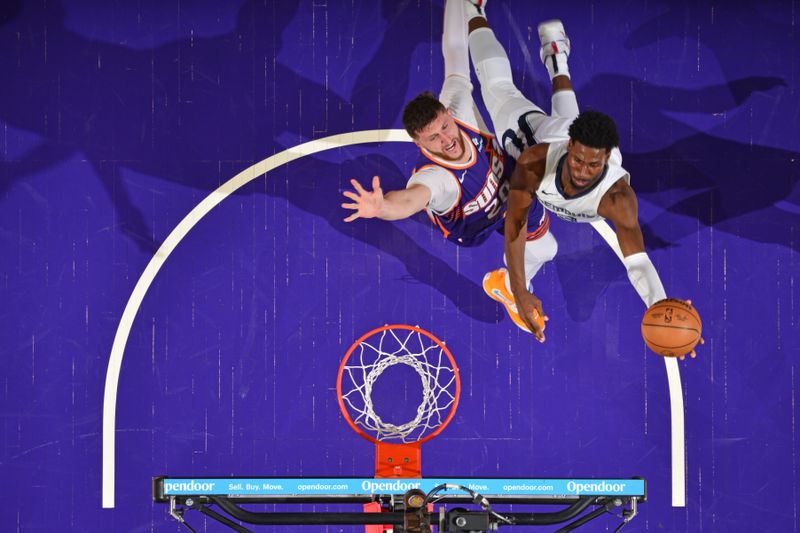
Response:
[539,20,578,120]
[538,20,571,85]
[465,3,581,154]
[440,0,488,130]
[522,221,557,285]
[464,2,545,159]
[442,0,470,82]
[532,20,580,141]
[517,205,557,290]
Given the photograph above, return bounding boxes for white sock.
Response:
[544,52,570,81]
[464,1,486,21]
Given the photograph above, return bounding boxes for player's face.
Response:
[565,141,609,190]
[414,110,465,161]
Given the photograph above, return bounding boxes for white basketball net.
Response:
[339,327,458,443]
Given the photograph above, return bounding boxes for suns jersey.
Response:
[409,117,545,247]
[535,140,629,223]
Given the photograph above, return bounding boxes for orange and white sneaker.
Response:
[483,268,538,333]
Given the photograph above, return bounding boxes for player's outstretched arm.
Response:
[505,146,548,341]
[600,181,703,357]
[600,180,666,306]
[342,176,431,222]
[599,179,646,257]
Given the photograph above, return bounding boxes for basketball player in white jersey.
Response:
[464,0,699,355]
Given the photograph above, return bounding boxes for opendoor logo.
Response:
[164,480,215,493]
[566,481,628,494]
[361,479,423,493]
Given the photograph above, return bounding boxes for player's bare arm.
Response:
[505,144,549,341]
[597,178,644,256]
[599,180,702,357]
[342,176,432,222]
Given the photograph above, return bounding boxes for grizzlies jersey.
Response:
[536,140,629,223]
[410,117,545,247]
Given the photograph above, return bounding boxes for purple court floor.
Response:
[1,1,798,531]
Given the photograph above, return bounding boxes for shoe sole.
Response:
[483,274,532,333]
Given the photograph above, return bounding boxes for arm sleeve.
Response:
[622,252,667,308]
[439,75,481,130]
[407,166,461,215]
[439,0,483,130]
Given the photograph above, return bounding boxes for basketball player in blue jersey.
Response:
[464,0,700,355]
[342,0,554,333]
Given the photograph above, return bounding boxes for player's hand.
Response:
[515,291,548,343]
[679,298,703,360]
[342,176,384,222]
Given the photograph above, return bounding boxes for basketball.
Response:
[641,299,702,357]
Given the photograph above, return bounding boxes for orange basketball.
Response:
[641,299,702,357]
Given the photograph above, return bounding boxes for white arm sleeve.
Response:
[407,166,460,215]
[442,0,470,80]
[439,75,480,130]
[623,252,667,308]
[439,0,481,129]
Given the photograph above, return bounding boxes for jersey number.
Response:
[463,146,508,219]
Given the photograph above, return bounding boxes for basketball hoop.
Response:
[336,324,460,478]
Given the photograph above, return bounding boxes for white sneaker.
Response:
[537,19,570,62]
[464,0,487,16]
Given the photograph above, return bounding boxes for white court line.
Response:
[101,130,685,508]
[590,221,685,507]
[101,130,410,508]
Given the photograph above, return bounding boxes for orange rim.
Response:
[336,324,461,445]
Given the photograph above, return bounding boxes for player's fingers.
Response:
[341,202,359,210]
[342,190,360,201]
[686,299,692,305]
[350,179,367,194]
[372,175,381,191]
[530,309,545,331]
[343,212,360,222]
[699,337,705,345]
[530,320,546,343]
